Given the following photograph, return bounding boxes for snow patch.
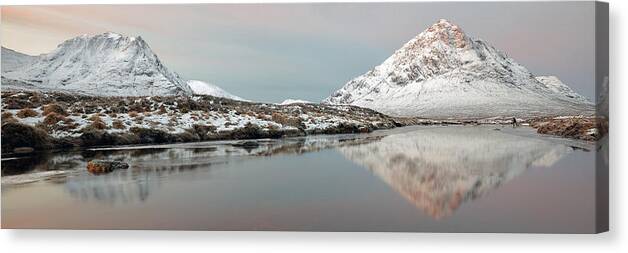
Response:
[279,99,314,105]
[187,80,246,101]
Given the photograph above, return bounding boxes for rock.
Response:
[13,147,34,154]
[87,160,129,175]
[358,126,371,133]
[232,140,260,148]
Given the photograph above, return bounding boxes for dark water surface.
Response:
[1,126,597,232]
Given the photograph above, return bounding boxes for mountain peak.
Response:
[324,19,593,118]
[372,19,474,83]
[99,32,143,43]
[103,31,123,39]
[431,18,460,32]
[414,19,469,49]
[3,32,192,96]
[62,32,142,48]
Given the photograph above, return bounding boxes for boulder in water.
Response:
[87,160,129,175]
[232,140,260,148]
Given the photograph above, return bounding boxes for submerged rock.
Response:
[232,140,260,148]
[13,147,35,154]
[86,160,129,175]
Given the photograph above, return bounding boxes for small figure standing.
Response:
[512,117,518,128]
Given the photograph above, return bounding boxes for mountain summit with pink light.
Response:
[324,19,593,118]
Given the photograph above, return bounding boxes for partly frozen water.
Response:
[1,126,597,232]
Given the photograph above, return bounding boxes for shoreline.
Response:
[0,124,595,186]
[1,90,605,156]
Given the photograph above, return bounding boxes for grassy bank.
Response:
[1,91,403,154]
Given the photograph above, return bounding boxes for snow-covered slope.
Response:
[279,99,314,105]
[324,19,593,119]
[1,32,192,96]
[534,76,590,103]
[187,80,246,101]
[1,47,38,73]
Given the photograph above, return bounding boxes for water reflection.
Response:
[1,152,82,176]
[338,127,576,219]
[54,136,383,205]
[2,126,586,212]
[65,170,157,204]
[60,147,230,205]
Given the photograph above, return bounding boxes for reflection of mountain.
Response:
[62,147,223,204]
[65,169,159,204]
[57,137,377,204]
[338,127,573,219]
[3,126,579,209]
[35,135,381,204]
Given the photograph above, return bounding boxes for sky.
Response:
[1,2,597,103]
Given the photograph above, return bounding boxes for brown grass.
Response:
[88,113,102,121]
[16,108,39,118]
[42,112,66,126]
[532,117,604,141]
[2,111,14,120]
[112,119,125,129]
[1,122,51,152]
[271,112,302,127]
[128,111,139,118]
[65,122,80,130]
[1,112,18,125]
[29,93,43,105]
[157,106,168,115]
[43,103,67,116]
[89,114,107,130]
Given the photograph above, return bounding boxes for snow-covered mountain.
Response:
[1,32,192,96]
[279,99,314,105]
[187,80,246,101]
[534,76,590,103]
[1,47,38,72]
[324,19,594,119]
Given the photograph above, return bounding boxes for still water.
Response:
[1,126,597,232]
